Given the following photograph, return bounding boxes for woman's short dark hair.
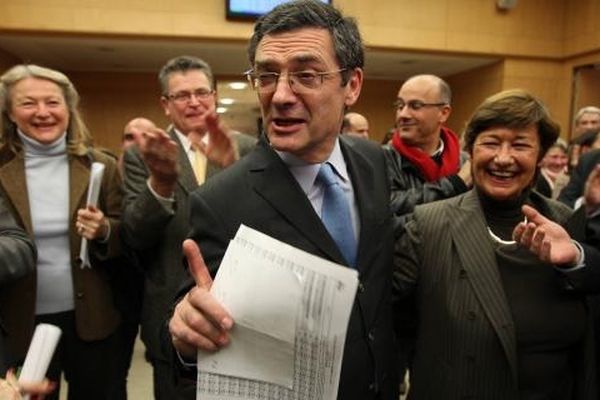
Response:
[463,89,560,161]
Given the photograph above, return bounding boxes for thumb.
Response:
[521,204,549,225]
[183,239,212,289]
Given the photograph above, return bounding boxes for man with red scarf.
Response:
[384,74,471,236]
[384,75,471,395]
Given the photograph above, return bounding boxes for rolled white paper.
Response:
[18,323,61,387]
[79,162,105,268]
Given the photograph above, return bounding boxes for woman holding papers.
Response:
[0,64,122,399]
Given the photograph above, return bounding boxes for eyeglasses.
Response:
[394,99,448,111]
[165,89,214,104]
[244,69,347,94]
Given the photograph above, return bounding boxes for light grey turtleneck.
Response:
[19,131,74,314]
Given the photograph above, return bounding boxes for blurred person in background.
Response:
[535,139,569,198]
[341,111,370,139]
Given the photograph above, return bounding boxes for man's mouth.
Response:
[273,118,305,127]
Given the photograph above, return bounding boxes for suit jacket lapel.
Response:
[249,141,347,265]
[0,153,32,234]
[69,155,90,223]
[340,138,383,276]
[169,129,197,194]
[448,190,518,383]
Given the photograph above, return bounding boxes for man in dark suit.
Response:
[167,2,398,399]
[121,56,255,399]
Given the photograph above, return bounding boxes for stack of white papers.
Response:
[197,224,358,400]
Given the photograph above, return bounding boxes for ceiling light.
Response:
[228,82,248,90]
[217,107,228,114]
[220,98,235,105]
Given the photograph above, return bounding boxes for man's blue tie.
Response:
[317,162,357,267]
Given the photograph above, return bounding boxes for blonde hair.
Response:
[0,64,91,155]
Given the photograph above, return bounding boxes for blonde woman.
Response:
[0,65,122,400]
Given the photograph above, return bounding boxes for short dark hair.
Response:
[158,55,214,95]
[247,0,364,85]
[464,89,559,161]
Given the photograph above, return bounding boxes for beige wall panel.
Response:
[563,50,600,137]
[564,0,600,56]
[556,51,600,138]
[445,62,504,138]
[67,71,168,154]
[0,0,568,58]
[352,78,402,144]
[575,67,600,112]
[500,59,568,133]
[1,0,253,39]
[446,32,562,57]
[446,0,563,56]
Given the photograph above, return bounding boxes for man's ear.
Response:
[439,104,452,124]
[160,96,171,118]
[344,68,363,108]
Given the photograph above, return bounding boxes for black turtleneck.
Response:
[479,190,586,400]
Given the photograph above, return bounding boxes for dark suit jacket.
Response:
[0,193,36,374]
[121,128,256,362]
[0,144,122,365]
[175,135,398,400]
[394,189,598,400]
[559,149,600,207]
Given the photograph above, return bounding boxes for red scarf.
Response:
[391,126,461,182]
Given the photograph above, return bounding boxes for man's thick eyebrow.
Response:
[254,54,323,69]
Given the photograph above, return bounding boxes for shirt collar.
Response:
[276,137,348,195]
[431,136,445,158]
[174,128,209,153]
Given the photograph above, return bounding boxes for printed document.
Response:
[197,224,358,400]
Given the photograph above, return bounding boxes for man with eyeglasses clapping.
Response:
[120,55,256,400]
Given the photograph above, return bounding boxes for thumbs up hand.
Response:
[168,239,234,358]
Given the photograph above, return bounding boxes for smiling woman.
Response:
[394,89,600,399]
[8,77,70,145]
[0,64,123,400]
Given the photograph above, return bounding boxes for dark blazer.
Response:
[0,144,122,365]
[394,189,598,400]
[534,173,553,198]
[0,193,36,374]
[382,144,468,237]
[121,128,256,362]
[559,149,600,207]
[175,135,398,400]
